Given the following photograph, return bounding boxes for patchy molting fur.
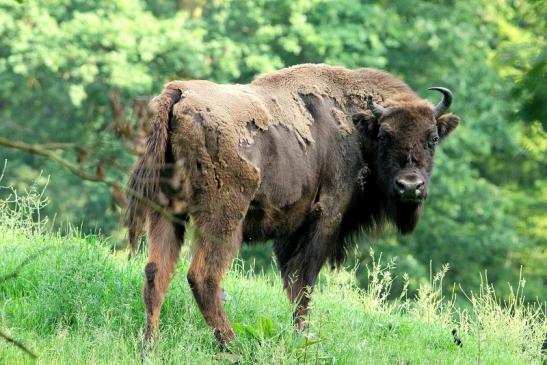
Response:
[126,63,460,350]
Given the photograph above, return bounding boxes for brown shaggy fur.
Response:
[127,63,460,349]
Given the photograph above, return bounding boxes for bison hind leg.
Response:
[141,212,187,357]
[186,220,245,349]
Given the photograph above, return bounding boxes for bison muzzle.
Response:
[126,64,460,350]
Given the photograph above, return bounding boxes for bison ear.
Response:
[352,112,379,137]
[436,113,460,141]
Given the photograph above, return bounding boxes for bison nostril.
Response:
[395,177,425,197]
[395,179,407,191]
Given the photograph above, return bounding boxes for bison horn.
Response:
[428,87,453,118]
[367,95,385,119]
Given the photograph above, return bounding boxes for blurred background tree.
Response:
[0,0,544,302]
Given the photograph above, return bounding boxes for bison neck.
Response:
[340,175,388,240]
[340,170,423,242]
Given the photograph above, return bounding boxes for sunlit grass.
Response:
[0,182,545,364]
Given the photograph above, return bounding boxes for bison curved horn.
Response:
[428,87,453,118]
[367,95,386,119]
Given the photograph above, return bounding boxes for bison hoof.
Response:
[141,336,158,360]
[213,352,243,363]
[214,328,235,351]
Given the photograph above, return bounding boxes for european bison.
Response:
[127,64,460,349]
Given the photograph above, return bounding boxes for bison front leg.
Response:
[186,226,241,348]
[285,272,316,329]
[275,236,330,328]
[275,207,341,329]
[142,213,184,353]
[283,249,330,329]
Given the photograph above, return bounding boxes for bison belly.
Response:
[240,124,322,241]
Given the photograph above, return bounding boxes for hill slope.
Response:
[0,210,545,364]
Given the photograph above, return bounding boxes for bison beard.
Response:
[391,202,422,234]
[127,63,460,352]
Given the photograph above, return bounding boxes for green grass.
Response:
[0,187,545,364]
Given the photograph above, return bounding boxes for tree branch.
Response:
[0,247,49,283]
[39,142,78,150]
[0,330,37,359]
[0,249,47,359]
[0,137,104,184]
[0,137,186,227]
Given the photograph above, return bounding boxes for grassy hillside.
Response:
[0,190,545,364]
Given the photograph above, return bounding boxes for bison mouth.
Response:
[389,189,426,204]
[399,195,425,204]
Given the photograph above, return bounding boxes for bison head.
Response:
[353,88,460,234]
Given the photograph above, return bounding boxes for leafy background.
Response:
[0,0,545,303]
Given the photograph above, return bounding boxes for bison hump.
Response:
[166,79,318,147]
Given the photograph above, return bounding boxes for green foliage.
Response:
[0,0,545,302]
[0,0,209,233]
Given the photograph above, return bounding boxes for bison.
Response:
[127,63,460,349]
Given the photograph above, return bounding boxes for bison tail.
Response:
[126,87,182,251]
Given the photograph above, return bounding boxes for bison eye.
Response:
[428,135,439,147]
[377,130,390,143]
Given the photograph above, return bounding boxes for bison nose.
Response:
[395,177,425,201]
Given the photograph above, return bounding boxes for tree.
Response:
[0,0,544,301]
